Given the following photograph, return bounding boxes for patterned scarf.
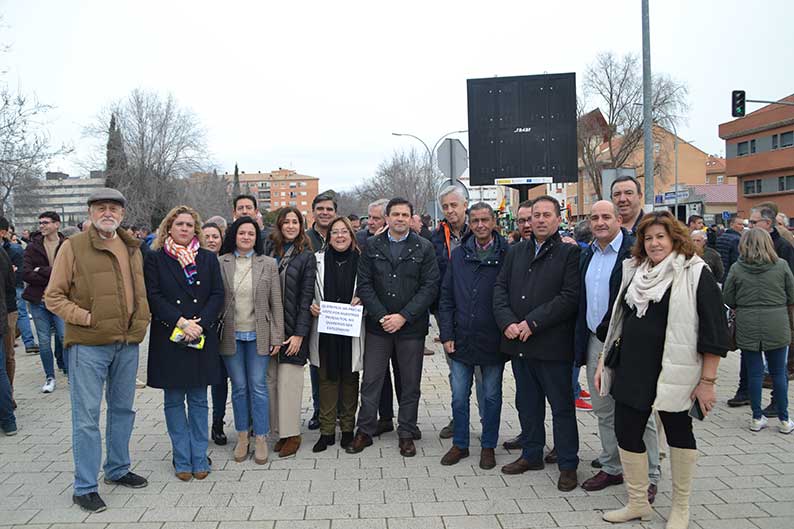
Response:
[164,236,200,284]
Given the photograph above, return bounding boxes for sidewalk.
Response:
[1,330,792,529]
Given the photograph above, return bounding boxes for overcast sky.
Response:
[2,0,792,191]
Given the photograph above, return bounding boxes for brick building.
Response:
[719,94,794,216]
[224,168,320,225]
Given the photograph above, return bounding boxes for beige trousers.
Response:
[267,361,305,438]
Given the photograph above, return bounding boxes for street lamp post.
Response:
[391,130,467,223]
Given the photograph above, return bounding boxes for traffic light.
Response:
[732,90,746,117]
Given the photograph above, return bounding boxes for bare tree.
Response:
[0,88,70,217]
[579,52,688,198]
[178,169,231,222]
[86,89,210,228]
[353,148,435,215]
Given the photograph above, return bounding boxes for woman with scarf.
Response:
[308,217,365,452]
[265,207,316,458]
[595,210,731,529]
[145,206,225,481]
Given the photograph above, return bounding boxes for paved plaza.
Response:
[2,328,794,529]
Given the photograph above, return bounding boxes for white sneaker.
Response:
[750,415,768,432]
[779,419,794,434]
[41,377,56,393]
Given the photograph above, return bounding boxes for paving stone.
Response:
[497,512,558,528]
[442,514,501,529]
[249,505,306,521]
[304,505,358,519]
[383,517,445,529]
[411,501,467,517]
[329,519,386,529]
[463,498,521,514]
[140,507,200,522]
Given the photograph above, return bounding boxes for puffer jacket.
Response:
[723,257,794,352]
[716,228,741,282]
[267,242,317,365]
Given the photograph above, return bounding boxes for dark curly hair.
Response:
[632,210,697,263]
[220,216,264,256]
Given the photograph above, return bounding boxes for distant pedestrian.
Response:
[691,230,724,282]
[0,238,16,435]
[723,228,794,433]
[45,188,152,513]
[22,211,66,392]
[717,214,744,283]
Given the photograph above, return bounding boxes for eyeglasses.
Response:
[38,220,52,225]
[748,219,768,226]
[517,218,531,225]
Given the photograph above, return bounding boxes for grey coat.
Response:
[723,258,794,352]
[218,253,285,356]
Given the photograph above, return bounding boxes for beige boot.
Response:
[254,435,269,465]
[603,448,653,523]
[233,431,249,462]
[666,447,697,529]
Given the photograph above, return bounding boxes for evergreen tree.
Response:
[105,113,127,188]
[232,162,241,197]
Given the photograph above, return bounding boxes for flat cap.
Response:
[87,187,127,208]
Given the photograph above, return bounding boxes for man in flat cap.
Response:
[45,188,151,513]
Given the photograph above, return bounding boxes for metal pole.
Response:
[674,134,678,215]
[641,0,654,207]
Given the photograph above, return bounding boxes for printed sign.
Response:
[317,301,363,338]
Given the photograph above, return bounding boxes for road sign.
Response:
[437,138,468,179]
[722,211,731,221]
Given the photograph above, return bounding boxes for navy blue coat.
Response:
[573,228,635,367]
[716,228,741,282]
[144,248,225,389]
[438,231,508,366]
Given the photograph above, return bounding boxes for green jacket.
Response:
[723,258,794,351]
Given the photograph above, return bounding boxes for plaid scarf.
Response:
[164,236,200,285]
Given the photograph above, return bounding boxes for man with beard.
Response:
[45,188,151,512]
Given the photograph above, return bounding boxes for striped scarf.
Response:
[164,236,200,284]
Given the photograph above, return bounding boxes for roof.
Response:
[706,155,726,175]
[691,184,736,203]
[233,168,319,181]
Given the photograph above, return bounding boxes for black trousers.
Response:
[614,401,696,452]
[378,357,402,421]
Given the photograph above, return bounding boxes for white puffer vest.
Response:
[600,253,706,412]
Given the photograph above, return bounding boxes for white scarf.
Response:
[624,252,683,318]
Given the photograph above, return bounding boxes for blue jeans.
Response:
[68,343,139,496]
[15,287,36,349]
[512,357,579,470]
[450,359,503,449]
[0,341,16,433]
[747,346,789,421]
[572,366,582,401]
[29,302,65,378]
[164,388,210,473]
[223,340,270,436]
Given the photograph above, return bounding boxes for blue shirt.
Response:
[585,230,623,333]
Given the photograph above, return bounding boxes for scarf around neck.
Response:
[625,251,683,318]
[320,246,359,381]
[164,236,200,284]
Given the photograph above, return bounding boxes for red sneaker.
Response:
[575,398,593,411]
[579,389,591,400]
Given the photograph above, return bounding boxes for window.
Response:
[773,135,779,149]
[289,201,297,206]
[258,181,266,188]
[262,201,271,209]
[301,201,307,205]
[737,141,749,156]
[781,131,794,148]
[281,192,286,196]
[717,175,724,184]
[743,179,762,195]
[258,191,269,199]
[289,182,297,188]
[281,201,287,206]
[781,176,794,191]
[654,143,661,154]
[290,192,297,198]
[750,139,756,153]
[299,182,307,187]
[705,175,711,184]
[300,191,307,196]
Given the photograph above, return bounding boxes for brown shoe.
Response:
[479,448,496,470]
[175,471,192,482]
[274,438,285,452]
[233,431,249,463]
[398,438,416,457]
[278,435,301,458]
[254,435,269,464]
[557,469,578,491]
[502,435,522,450]
[581,471,623,491]
[501,456,543,475]
[441,445,469,466]
[544,446,558,464]
[193,471,209,480]
[345,432,373,454]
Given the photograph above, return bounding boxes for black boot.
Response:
[211,419,227,446]
[308,411,320,430]
[340,431,354,449]
[313,434,336,453]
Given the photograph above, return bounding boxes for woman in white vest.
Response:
[308,216,365,452]
[595,210,731,529]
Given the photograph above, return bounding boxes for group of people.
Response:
[0,177,791,529]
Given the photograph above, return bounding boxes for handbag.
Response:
[604,337,621,369]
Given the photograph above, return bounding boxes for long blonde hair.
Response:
[151,205,205,249]
[738,228,778,265]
